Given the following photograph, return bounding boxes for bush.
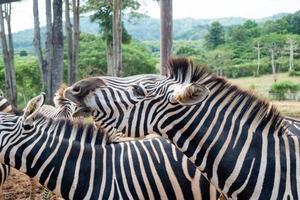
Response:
[19,50,28,57]
[269,81,300,100]
[122,41,158,76]
[289,70,300,76]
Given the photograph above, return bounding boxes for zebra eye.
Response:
[132,85,146,97]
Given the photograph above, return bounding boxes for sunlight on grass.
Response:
[229,73,300,118]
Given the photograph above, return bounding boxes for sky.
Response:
[8,0,300,33]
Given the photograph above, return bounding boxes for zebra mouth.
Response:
[72,106,91,118]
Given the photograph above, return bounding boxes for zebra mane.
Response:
[167,57,211,83]
[53,83,70,107]
[33,113,107,141]
[167,57,287,134]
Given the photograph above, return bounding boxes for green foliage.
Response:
[76,33,158,78]
[289,70,300,77]
[205,22,225,49]
[0,56,41,106]
[122,42,158,76]
[81,0,140,44]
[77,33,107,78]
[269,81,300,100]
[19,50,28,57]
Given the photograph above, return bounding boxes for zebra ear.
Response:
[171,83,209,106]
[23,93,45,124]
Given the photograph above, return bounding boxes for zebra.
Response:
[0,93,224,199]
[39,84,78,120]
[58,82,227,199]
[284,116,300,136]
[65,58,300,199]
[0,97,13,191]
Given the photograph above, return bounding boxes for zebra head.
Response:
[0,93,45,152]
[64,58,211,136]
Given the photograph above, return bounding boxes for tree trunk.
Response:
[65,0,73,84]
[106,40,114,76]
[289,40,294,72]
[5,3,16,105]
[51,0,64,100]
[160,0,173,76]
[0,4,17,106]
[70,0,80,84]
[33,0,49,100]
[45,0,53,103]
[256,41,260,76]
[271,49,277,83]
[113,0,122,77]
[6,4,14,67]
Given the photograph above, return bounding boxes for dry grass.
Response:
[229,73,300,97]
[271,101,300,119]
[229,73,300,118]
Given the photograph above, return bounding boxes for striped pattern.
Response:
[60,83,223,199]
[0,96,13,187]
[285,117,300,136]
[65,58,300,199]
[39,85,77,120]
[0,96,13,113]
[0,113,220,200]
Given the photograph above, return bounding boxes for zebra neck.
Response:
[161,91,300,198]
[2,119,107,199]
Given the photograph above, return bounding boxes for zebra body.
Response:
[0,94,221,200]
[65,58,300,199]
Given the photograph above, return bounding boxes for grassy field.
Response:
[229,73,300,118]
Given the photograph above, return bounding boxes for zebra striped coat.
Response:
[65,58,300,199]
[0,93,222,200]
[0,96,13,186]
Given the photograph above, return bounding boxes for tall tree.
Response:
[254,41,261,76]
[286,38,298,72]
[0,2,17,106]
[65,0,73,83]
[113,0,122,76]
[33,0,50,102]
[65,0,80,84]
[160,0,172,75]
[71,0,80,83]
[33,0,64,103]
[51,0,64,100]
[205,21,225,49]
[82,0,138,76]
[270,48,277,82]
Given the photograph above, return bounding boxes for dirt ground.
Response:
[1,168,63,200]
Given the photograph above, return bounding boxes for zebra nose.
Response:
[72,86,81,94]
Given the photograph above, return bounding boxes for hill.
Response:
[12,13,289,51]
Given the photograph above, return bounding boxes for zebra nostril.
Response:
[72,86,81,94]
